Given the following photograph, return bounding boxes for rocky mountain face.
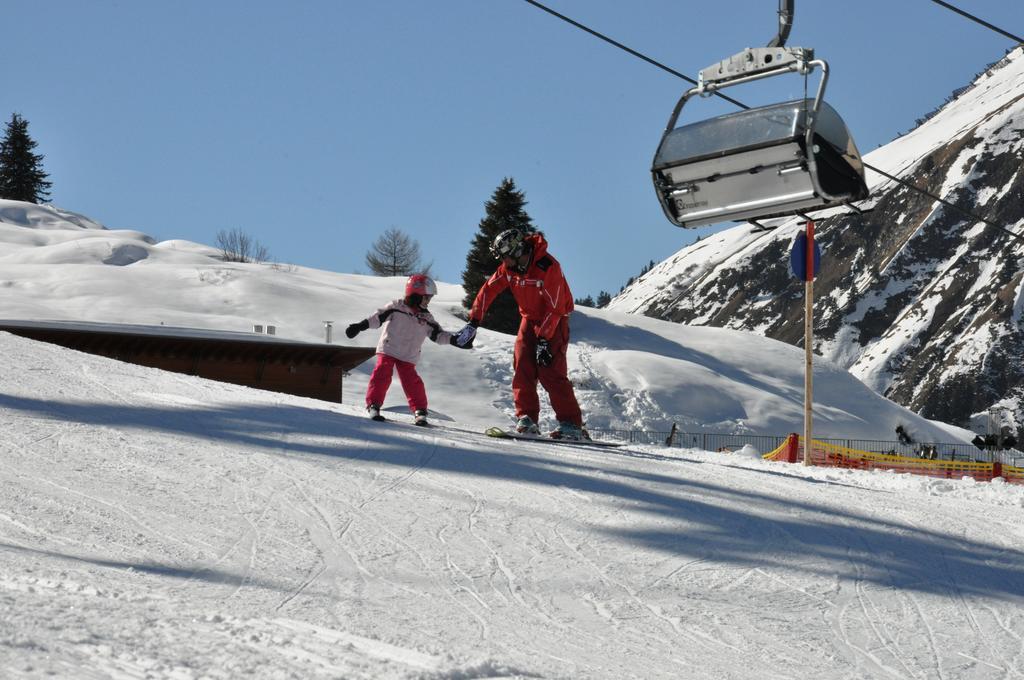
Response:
[610,46,1024,434]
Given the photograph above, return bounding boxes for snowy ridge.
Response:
[610,46,1024,431]
[865,46,1024,190]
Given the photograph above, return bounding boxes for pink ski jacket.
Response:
[365,300,453,364]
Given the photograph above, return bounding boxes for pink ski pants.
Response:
[365,353,428,413]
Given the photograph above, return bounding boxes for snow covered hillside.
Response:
[4,329,1024,679]
[611,46,1024,434]
[0,198,971,444]
[5,196,1024,678]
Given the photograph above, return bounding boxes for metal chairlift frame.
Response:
[652,0,866,229]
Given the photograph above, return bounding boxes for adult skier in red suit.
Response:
[456,229,585,440]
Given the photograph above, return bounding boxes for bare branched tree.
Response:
[216,228,270,263]
[365,227,432,276]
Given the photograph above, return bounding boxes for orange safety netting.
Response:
[763,435,1024,485]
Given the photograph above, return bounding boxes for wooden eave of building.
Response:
[0,320,376,403]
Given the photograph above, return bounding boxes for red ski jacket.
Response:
[470,233,574,340]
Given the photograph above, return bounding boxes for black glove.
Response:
[536,338,553,367]
[450,335,473,350]
[345,320,369,338]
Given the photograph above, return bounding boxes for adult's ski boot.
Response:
[550,421,587,441]
[515,416,540,435]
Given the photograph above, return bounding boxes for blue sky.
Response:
[5,0,1022,300]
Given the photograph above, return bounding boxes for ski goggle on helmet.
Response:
[405,274,437,298]
[491,229,527,261]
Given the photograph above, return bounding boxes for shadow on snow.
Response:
[2,391,1023,603]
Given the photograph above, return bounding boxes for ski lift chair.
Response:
[652,46,869,229]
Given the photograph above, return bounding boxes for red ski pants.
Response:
[365,353,428,413]
[513,317,582,426]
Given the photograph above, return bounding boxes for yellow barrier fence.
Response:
[764,434,1024,485]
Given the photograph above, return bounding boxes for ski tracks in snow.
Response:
[739,464,1024,680]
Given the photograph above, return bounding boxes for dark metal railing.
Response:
[586,429,1023,466]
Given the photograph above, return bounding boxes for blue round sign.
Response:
[790,233,821,281]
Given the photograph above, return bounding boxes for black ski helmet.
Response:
[491,229,527,260]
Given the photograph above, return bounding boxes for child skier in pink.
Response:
[345,274,472,426]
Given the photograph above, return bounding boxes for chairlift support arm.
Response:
[768,0,795,48]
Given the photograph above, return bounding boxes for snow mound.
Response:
[0,199,107,230]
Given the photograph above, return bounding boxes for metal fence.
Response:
[586,428,1024,466]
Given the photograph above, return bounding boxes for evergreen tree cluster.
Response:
[460,178,537,335]
[619,259,657,294]
[574,258,658,308]
[575,291,613,308]
[0,113,51,204]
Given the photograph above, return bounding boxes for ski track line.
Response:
[508,459,744,653]
[854,539,932,680]
[247,452,341,614]
[463,489,527,610]
[268,440,493,641]
[187,473,282,594]
[894,505,1022,678]
[28,469,199,556]
[853,572,921,679]
[462,489,604,651]
[444,551,494,612]
[752,567,837,608]
[463,492,511,609]
[551,524,743,659]
[357,433,439,508]
[270,448,443,622]
[828,508,930,678]
[640,556,711,593]
[270,459,370,616]
[334,480,494,644]
[829,553,910,680]
[226,482,272,600]
[938,546,1023,679]
[907,586,947,680]
[274,481,340,614]
[20,368,255,560]
[750,458,1022,679]
[730,471,924,679]
[429,476,606,647]
[978,603,1024,677]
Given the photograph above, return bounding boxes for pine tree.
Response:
[461,178,537,334]
[0,113,52,204]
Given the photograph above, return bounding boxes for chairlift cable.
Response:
[926,0,1024,45]
[855,160,1024,244]
[520,0,749,110]
[519,0,1022,242]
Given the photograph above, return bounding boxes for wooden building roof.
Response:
[0,320,375,403]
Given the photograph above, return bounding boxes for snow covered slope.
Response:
[611,46,1024,433]
[3,330,1024,678]
[0,196,969,443]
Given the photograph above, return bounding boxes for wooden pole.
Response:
[803,220,815,466]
